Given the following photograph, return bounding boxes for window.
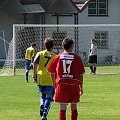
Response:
[88,0,108,16]
[94,31,108,49]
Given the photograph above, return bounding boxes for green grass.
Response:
[0,74,120,120]
[85,66,120,74]
[4,65,119,75]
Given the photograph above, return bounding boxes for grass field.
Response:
[0,66,119,76]
[0,71,120,120]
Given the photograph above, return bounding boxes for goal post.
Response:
[0,24,120,76]
[13,25,16,75]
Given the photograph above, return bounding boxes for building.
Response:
[0,0,120,65]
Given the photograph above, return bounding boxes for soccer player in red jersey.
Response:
[48,38,85,120]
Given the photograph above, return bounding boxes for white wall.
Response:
[0,11,22,58]
[45,14,75,24]
[0,10,35,59]
[78,0,120,24]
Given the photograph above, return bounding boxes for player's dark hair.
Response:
[31,42,36,47]
[92,39,96,43]
[62,38,74,50]
[44,37,54,50]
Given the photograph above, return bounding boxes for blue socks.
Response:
[26,71,37,83]
[42,97,53,118]
[26,71,29,82]
[40,93,46,105]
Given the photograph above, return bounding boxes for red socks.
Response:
[59,110,66,120]
[59,109,78,120]
[71,109,78,120]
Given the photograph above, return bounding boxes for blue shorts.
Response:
[25,60,31,70]
[38,86,55,95]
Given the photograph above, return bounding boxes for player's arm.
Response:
[25,49,27,59]
[51,73,57,88]
[80,74,83,95]
[31,49,36,68]
[33,62,37,79]
[33,53,39,79]
[31,50,35,63]
[31,56,34,63]
[48,56,58,88]
[78,57,85,96]
[30,56,34,69]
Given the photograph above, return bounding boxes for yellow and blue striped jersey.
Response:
[25,46,35,60]
[34,50,56,86]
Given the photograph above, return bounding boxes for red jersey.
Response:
[48,52,85,103]
[48,52,85,82]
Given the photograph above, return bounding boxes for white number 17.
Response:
[62,60,73,74]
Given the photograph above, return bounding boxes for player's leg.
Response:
[40,93,46,117]
[93,63,97,74]
[25,60,31,83]
[89,63,93,74]
[25,70,29,82]
[59,103,67,120]
[42,87,54,120]
[38,86,46,117]
[71,103,78,120]
[42,94,53,119]
[93,55,97,74]
[90,65,94,74]
[88,56,94,74]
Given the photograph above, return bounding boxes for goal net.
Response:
[0,24,120,76]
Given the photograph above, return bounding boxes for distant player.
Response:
[33,37,57,120]
[88,39,97,74]
[48,38,85,120]
[25,42,37,83]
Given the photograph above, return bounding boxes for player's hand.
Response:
[53,82,57,88]
[80,89,83,96]
[79,84,83,96]
[32,74,36,79]
[30,63,33,69]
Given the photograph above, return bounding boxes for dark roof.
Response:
[19,0,90,13]
[3,0,44,13]
[38,0,90,13]
[38,0,57,12]
[19,0,38,5]
[0,0,90,14]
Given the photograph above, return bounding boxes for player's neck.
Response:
[64,47,73,52]
[46,48,52,51]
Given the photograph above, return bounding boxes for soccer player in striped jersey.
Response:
[25,42,36,83]
[33,37,57,120]
[48,38,85,120]
[88,39,97,74]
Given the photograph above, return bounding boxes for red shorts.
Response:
[54,79,82,103]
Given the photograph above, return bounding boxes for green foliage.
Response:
[0,74,120,120]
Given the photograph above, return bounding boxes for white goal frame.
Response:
[0,24,120,76]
